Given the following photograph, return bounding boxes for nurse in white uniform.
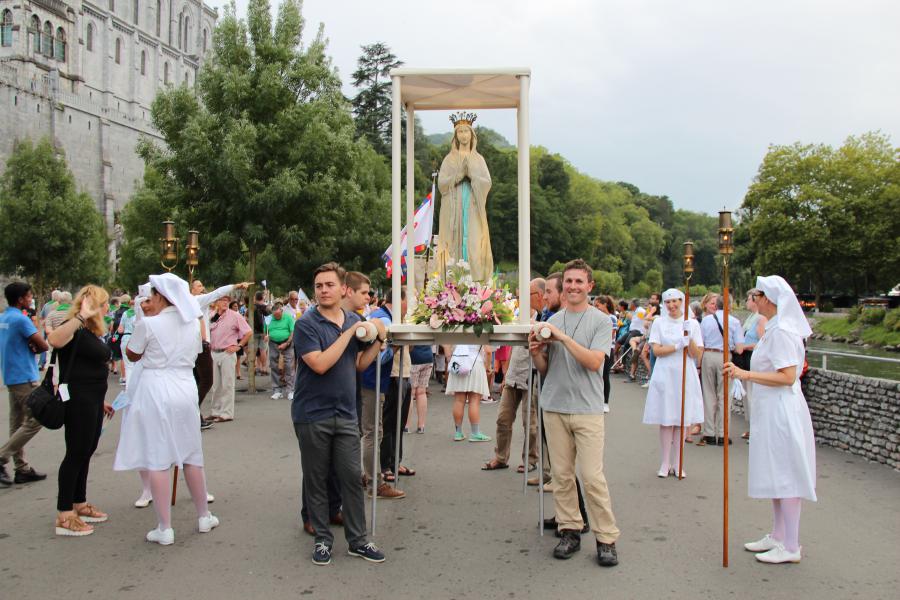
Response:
[643,289,704,478]
[724,275,816,565]
[115,273,220,546]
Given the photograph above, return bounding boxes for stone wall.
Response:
[800,369,899,470]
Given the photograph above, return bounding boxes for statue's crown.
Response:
[449,111,477,127]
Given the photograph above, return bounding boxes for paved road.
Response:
[2,372,898,600]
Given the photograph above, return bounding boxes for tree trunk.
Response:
[247,248,257,394]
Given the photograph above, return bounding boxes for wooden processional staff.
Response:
[718,210,735,567]
[677,241,694,480]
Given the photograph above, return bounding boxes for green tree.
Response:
[351,42,402,156]
[0,138,108,300]
[137,0,389,391]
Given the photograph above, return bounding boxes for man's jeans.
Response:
[294,417,367,548]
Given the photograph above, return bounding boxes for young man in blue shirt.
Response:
[292,263,386,566]
[0,281,50,486]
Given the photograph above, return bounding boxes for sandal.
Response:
[517,464,537,473]
[383,470,396,482]
[55,514,94,537]
[741,431,750,440]
[76,503,108,523]
[696,438,708,446]
[481,460,509,471]
[398,465,416,477]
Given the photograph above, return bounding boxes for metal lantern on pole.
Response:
[677,241,695,481]
[718,209,734,568]
[186,230,200,285]
[160,221,179,272]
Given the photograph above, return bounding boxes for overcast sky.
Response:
[206,0,899,215]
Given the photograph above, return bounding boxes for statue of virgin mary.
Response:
[435,112,494,283]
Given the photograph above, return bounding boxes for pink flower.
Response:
[480,300,493,315]
[429,313,443,329]
[449,288,461,305]
[480,287,492,301]
[452,308,466,322]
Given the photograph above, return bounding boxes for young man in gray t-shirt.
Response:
[530,259,620,567]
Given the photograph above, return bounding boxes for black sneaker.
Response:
[716,437,733,446]
[553,530,581,559]
[14,467,47,483]
[200,418,215,431]
[348,542,386,563]
[0,464,11,487]
[312,542,332,565]
[597,541,619,567]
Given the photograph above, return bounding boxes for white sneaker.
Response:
[755,544,801,564]
[198,513,220,533]
[207,493,215,503]
[271,392,283,400]
[146,527,174,545]
[640,382,650,389]
[134,494,153,508]
[657,467,669,478]
[744,534,779,553]
[288,392,294,400]
[603,404,610,413]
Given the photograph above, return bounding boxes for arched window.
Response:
[1,10,13,48]
[55,27,66,61]
[115,37,122,64]
[30,15,40,53]
[156,0,161,36]
[177,13,182,49]
[163,61,169,85]
[202,28,207,53]
[86,23,93,51]
[182,16,189,52]
[140,50,146,75]
[133,0,139,25]
[42,21,52,57]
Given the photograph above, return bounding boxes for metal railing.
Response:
[807,348,900,372]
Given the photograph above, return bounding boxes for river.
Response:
[806,338,899,381]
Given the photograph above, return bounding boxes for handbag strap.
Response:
[58,325,84,385]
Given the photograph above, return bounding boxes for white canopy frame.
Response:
[388,68,533,344]
[371,69,543,535]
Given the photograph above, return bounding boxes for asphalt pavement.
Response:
[1,371,898,600]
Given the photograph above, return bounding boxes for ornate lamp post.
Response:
[718,209,734,568]
[677,241,695,481]
[160,221,179,272]
[186,230,200,285]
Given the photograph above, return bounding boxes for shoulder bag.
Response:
[26,329,82,430]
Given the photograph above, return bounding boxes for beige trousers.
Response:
[493,385,538,467]
[544,411,620,544]
[208,351,237,419]
[360,387,384,484]
[701,351,729,437]
[0,383,42,470]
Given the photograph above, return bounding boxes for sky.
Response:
[205,0,900,215]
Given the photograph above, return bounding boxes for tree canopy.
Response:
[0,138,108,300]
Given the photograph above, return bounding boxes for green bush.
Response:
[861,307,886,325]
[884,307,900,332]
[847,305,862,323]
[821,302,835,313]
[626,281,652,299]
[592,270,624,296]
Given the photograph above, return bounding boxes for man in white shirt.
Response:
[698,295,745,446]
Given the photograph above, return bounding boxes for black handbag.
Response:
[26,329,81,430]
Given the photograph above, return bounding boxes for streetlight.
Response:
[677,240,695,481]
[186,230,199,285]
[718,209,734,568]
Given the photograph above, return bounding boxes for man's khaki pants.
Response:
[701,351,729,438]
[493,385,538,467]
[360,387,384,485]
[209,351,237,419]
[544,411,620,544]
[0,383,42,471]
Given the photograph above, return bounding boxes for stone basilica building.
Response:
[0,0,216,263]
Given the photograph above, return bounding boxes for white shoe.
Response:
[657,467,669,478]
[744,534,779,553]
[288,392,294,400]
[207,493,215,503]
[146,527,174,545]
[755,544,801,564]
[198,513,220,533]
[271,392,283,400]
[134,494,153,508]
[603,404,610,413]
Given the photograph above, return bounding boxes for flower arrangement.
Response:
[411,260,516,336]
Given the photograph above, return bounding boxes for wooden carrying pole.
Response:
[718,210,734,568]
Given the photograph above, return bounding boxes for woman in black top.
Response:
[48,285,115,537]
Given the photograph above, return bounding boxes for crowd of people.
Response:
[0,259,816,568]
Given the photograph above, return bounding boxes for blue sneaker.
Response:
[348,542,386,563]
[312,542,332,565]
